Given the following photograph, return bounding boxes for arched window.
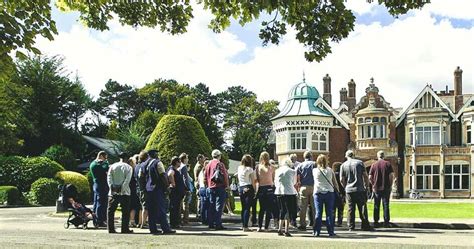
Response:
[365,117,372,123]
[358,118,364,124]
[381,117,387,123]
[373,117,379,123]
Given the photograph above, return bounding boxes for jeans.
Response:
[93,182,108,223]
[298,185,315,227]
[208,187,227,227]
[258,185,276,229]
[313,192,335,235]
[373,190,391,224]
[198,187,209,224]
[169,189,184,227]
[346,191,370,229]
[146,188,171,233]
[107,195,130,232]
[239,185,255,228]
[333,192,345,225]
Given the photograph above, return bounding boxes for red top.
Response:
[205,159,229,189]
[369,159,393,192]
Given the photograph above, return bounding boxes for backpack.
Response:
[138,159,155,191]
[211,163,225,184]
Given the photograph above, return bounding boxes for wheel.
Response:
[64,222,70,229]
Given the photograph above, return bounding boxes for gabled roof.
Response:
[336,103,349,114]
[396,85,457,127]
[455,95,474,119]
[82,135,123,156]
[314,98,349,129]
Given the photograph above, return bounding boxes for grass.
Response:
[233,200,474,219]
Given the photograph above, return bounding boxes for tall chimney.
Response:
[340,88,348,107]
[347,79,356,111]
[323,74,332,107]
[454,66,463,96]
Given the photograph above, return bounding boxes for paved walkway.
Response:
[0,207,473,248]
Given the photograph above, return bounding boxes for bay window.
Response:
[290,132,307,150]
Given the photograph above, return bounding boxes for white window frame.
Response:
[415,126,441,145]
[311,131,328,152]
[290,132,307,150]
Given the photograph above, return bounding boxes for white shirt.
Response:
[313,167,335,194]
[198,170,206,189]
[237,166,255,187]
[274,166,297,195]
[107,161,133,196]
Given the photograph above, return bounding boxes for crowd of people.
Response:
[88,148,394,237]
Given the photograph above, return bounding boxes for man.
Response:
[204,149,229,230]
[369,150,394,228]
[90,151,109,227]
[135,151,150,229]
[194,154,206,220]
[290,154,300,169]
[295,151,315,231]
[178,153,191,225]
[107,152,133,234]
[340,150,373,231]
[146,150,175,234]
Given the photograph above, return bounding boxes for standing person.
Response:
[194,154,206,220]
[90,151,109,227]
[296,151,315,231]
[128,155,141,228]
[107,152,134,234]
[312,154,339,237]
[332,162,345,227]
[146,150,175,234]
[178,153,191,225]
[168,156,186,229]
[204,149,229,230]
[135,151,150,229]
[290,154,300,169]
[274,159,297,237]
[197,159,210,225]
[249,157,258,227]
[340,150,373,231]
[256,152,277,232]
[237,154,257,232]
[369,151,394,228]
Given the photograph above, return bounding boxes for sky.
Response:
[35,0,474,111]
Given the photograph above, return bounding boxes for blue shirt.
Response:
[296,159,315,186]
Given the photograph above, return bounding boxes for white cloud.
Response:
[424,0,474,20]
[36,4,473,113]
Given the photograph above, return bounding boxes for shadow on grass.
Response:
[300,233,416,240]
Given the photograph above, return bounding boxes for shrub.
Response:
[55,171,90,203]
[42,145,76,171]
[145,115,212,166]
[0,156,64,192]
[30,178,60,206]
[0,186,23,205]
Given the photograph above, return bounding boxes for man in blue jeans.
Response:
[369,150,394,228]
[90,151,109,227]
[204,149,229,230]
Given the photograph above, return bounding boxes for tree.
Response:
[138,79,192,113]
[134,110,163,136]
[114,123,147,157]
[216,86,256,133]
[2,1,429,80]
[41,144,76,171]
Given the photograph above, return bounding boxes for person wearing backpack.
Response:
[135,151,150,229]
[204,149,229,230]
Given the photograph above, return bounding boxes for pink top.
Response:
[257,164,275,186]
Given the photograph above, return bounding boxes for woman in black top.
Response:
[167,156,186,228]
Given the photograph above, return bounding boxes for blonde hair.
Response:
[316,154,328,169]
[259,151,270,166]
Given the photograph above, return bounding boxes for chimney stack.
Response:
[454,66,463,96]
[323,74,332,107]
[340,88,348,107]
[347,79,356,111]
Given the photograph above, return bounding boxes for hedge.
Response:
[0,156,65,192]
[55,171,90,203]
[42,145,76,171]
[145,115,212,166]
[29,178,60,206]
[0,186,23,205]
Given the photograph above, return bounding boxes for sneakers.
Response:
[312,231,320,237]
[284,232,292,237]
[277,230,284,236]
[256,227,265,232]
[242,227,252,232]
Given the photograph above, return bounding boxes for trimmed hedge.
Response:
[0,186,22,205]
[30,178,60,206]
[55,171,90,203]
[145,115,212,166]
[42,145,76,171]
[0,156,65,192]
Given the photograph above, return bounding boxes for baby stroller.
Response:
[61,184,98,229]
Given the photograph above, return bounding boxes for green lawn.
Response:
[233,201,474,219]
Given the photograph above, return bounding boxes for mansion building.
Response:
[270,67,473,198]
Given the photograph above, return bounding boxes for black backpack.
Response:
[211,163,224,184]
[138,159,155,191]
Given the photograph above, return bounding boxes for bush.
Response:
[42,145,76,171]
[0,156,64,192]
[55,171,90,203]
[145,115,212,166]
[30,178,60,206]
[0,186,23,205]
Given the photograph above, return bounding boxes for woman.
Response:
[197,159,209,225]
[332,162,345,227]
[274,159,297,237]
[256,151,278,232]
[312,154,339,237]
[167,156,186,229]
[249,157,258,227]
[237,154,257,232]
[128,154,141,228]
